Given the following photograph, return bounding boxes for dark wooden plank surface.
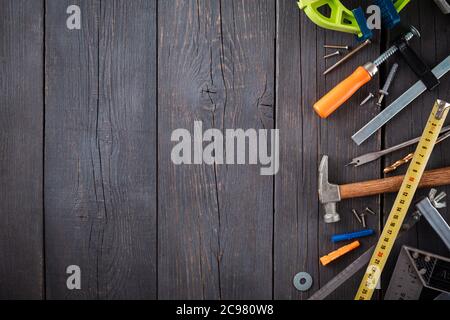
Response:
[317,14,383,299]
[45,0,157,299]
[274,0,321,299]
[0,0,448,300]
[0,0,44,299]
[381,2,450,294]
[158,0,275,300]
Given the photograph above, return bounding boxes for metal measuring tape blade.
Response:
[355,100,450,300]
[352,55,450,146]
[308,210,422,300]
[385,246,450,300]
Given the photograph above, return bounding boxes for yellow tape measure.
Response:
[355,100,450,300]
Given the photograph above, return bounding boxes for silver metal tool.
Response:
[352,55,450,146]
[416,193,450,251]
[293,272,313,292]
[360,93,375,106]
[347,125,450,167]
[384,130,450,173]
[385,246,450,300]
[434,0,450,14]
[308,213,421,300]
[377,63,399,106]
[324,51,341,59]
[323,39,371,76]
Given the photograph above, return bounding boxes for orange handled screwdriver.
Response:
[314,27,420,119]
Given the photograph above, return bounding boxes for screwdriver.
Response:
[313,26,420,119]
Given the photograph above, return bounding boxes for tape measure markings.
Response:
[355,100,450,300]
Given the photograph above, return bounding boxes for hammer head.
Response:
[319,155,341,223]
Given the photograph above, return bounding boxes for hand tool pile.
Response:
[294,1,450,300]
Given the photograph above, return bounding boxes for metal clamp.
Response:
[395,30,440,90]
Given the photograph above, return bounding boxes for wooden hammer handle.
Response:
[340,166,450,200]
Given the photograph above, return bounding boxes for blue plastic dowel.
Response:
[331,229,375,243]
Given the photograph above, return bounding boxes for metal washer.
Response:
[293,272,313,292]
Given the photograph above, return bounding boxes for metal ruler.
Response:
[355,100,450,300]
[385,246,450,300]
[352,55,450,146]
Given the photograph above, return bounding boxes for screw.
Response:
[352,209,362,224]
[324,44,349,50]
[377,63,399,106]
[360,213,367,228]
[360,93,375,106]
[365,207,377,216]
[324,51,341,59]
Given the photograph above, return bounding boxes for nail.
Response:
[361,214,367,228]
[324,44,350,50]
[360,93,375,106]
[353,209,362,224]
[324,51,341,59]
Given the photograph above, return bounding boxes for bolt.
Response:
[360,213,367,228]
[377,63,399,106]
[365,207,377,216]
[360,93,375,106]
[352,209,362,224]
[324,44,349,50]
[324,51,341,59]
[373,26,420,67]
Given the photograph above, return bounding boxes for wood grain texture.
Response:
[274,0,320,299]
[0,0,446,300]
[340,167,450,199]
[158,0,275,300]
[316,0,382,300]
[0,0,44,299]
[381,2,450,294]
[45,0,157,299]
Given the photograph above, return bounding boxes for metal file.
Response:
[352,55,450,146]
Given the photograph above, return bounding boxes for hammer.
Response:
[319,156,450,223]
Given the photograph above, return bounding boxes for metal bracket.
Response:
[416,191,450,251]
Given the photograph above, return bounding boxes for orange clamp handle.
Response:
[320,241,360,266]
[314,66,373,119]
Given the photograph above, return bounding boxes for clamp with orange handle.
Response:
[314,26,424,119]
